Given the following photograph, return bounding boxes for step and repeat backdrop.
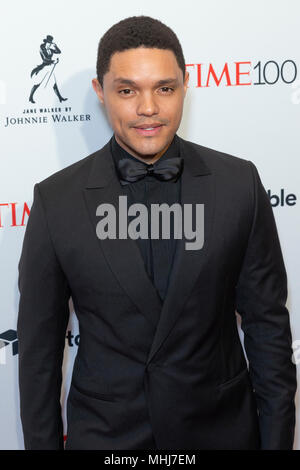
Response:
[0,0,299,450]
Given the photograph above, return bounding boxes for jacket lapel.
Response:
[83,140,163,329]
[146,137,215,365]
[83,136,215,364]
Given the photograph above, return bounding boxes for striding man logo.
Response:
[29,35,68,104]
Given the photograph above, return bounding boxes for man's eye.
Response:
[119,89,133,95]
[160,87,174,93]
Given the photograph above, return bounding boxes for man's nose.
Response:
[136,92,159,116]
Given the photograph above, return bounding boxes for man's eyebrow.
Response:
[113,77,179,86]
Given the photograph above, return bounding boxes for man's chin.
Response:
[124,137,165,157]
[132,144,165,159]
[115,130,172,158]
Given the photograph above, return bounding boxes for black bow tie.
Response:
[116,156,184,185]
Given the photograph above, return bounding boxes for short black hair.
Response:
[96,15,186,88]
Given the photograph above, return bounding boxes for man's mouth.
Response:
[134,124,164,136]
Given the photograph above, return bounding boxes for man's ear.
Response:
[92,78,104,105]
[183,71,189,97]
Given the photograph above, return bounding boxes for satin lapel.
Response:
[145,137,216,365]
[83,140,163,328]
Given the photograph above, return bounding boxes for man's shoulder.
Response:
[36,141,109,194]
[180,136,251,172]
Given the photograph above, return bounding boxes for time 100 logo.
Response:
[188,60,297,87]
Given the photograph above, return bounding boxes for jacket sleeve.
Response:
[235,161,297,450]
[17,183,71,449]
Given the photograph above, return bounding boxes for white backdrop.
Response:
[0,0,299,450]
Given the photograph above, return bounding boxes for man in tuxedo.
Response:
[17,15,297,450]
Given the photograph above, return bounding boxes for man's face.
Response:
[92,47,189,162]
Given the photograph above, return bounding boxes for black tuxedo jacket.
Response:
[17,135,297,450]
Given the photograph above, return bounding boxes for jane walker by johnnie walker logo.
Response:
[2,34,91,128]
